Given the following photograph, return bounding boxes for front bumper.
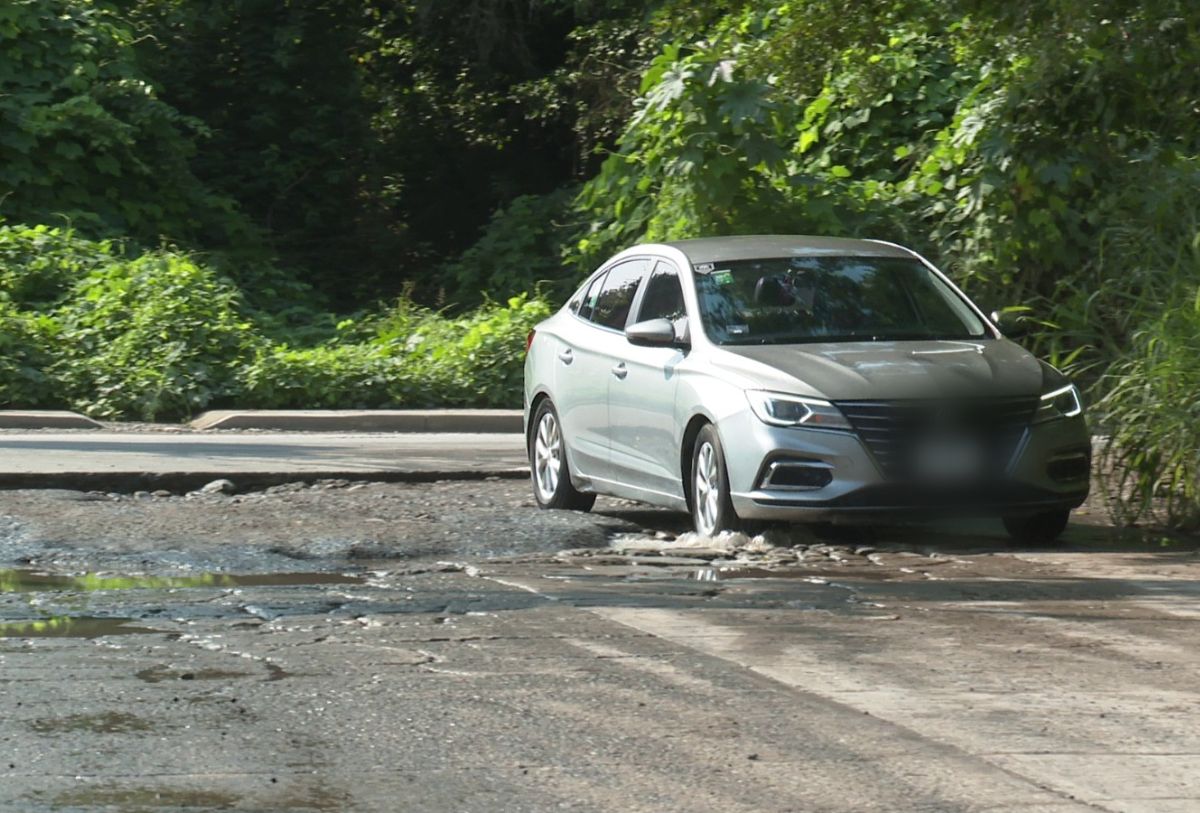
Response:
[721,408,1090,522]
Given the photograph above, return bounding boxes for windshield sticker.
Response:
[712,269,734,285]
[727,323,749,335]
[693,262,715,273]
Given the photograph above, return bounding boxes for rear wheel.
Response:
[1003,509,1070,545]
[690,424,742,536]
[529,400,595,512]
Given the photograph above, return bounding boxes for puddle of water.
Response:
[136,666,254,683]
[689,565,903,583]
[0,616,158,638]
[0,569,363,593]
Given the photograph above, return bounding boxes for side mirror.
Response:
[626,318,683,347]
[990,309,1031,339]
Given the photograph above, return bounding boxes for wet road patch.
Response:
[0,616,158,638]
[135,666,255,683]
[0,569,363,593]
[29,712,153,735]
[49,787,240,809]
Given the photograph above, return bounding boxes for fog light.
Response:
[760,460,833,490]
[1047,451,1090,483]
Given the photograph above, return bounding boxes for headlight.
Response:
[746,390,852,431]
[1035,383,1083,422]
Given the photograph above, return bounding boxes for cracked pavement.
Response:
[1,480,1198,811]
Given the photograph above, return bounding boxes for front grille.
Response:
[833,397,1038,479]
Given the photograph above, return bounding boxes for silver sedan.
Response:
[523,236,1090,543]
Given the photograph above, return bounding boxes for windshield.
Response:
[694,256,989,345]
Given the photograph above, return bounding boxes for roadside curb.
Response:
[0,467,530,494]
[0,411,102,430]
[189,409,524,433]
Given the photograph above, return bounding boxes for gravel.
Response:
[0,480,658,574]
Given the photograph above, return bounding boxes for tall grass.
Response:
[1078,160,1200,527]
[1096,287,1200,528]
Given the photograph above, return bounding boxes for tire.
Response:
[1003,509,1070,545]
[529,400,595,512]
[690,424,742,536]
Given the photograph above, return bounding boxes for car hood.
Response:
[719,339,1044,400]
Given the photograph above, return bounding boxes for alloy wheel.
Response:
[534,411,562,502]
[694,440,720,536]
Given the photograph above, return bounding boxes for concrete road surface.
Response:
[1,472,1198,811]
[0,431,527,490]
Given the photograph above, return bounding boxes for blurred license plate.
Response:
[915,436,985,480]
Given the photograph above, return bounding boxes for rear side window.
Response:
[576,272,607,321]
[591,260,649,330]
[636,262,686,323]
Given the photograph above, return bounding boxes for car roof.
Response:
[662,235,914,265]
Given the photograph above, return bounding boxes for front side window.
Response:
[693,256,988,345]
[591,260,649,330]
[636,262,687,323]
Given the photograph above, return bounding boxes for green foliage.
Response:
[127,0,373,291]
[0,226,547,419]
[241,343,397,410]
[53,252,260,420]
[1029,158,1200,382]
[0,224,116,308]
[576,40,792,268]
[1098,296,1200,529]
[244,295,551,409]
[416,294,553,406]
[1070,158,1200,526]
[437,189,577,308]
[0,0,243,245]
[0,300,58,408]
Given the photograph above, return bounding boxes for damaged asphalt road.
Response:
[1,481,1199,812]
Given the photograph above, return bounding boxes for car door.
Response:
[553,259,650,482]
[607,260,689,500]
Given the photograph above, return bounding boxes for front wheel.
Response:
[1003,509,1070,545]
[529,400,595,512]
[690,424,742,536]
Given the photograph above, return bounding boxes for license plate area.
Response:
[913,435,987,481]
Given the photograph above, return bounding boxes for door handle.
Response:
[611,362,628,380]
[557,348,574,364]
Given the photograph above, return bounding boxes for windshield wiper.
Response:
[859,332,984,342]
[721,332,985,346]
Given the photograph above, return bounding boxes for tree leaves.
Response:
[0,1,241,247]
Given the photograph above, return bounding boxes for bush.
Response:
[1097,297,1200,529]
[414,295,553,406]
[436,189,578,309]
[0,224,118,308]
[53,252,260,420]
[241,343,398,409]
[0,302,60,408]
[243,295,551,410]
[0,220,550,418]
